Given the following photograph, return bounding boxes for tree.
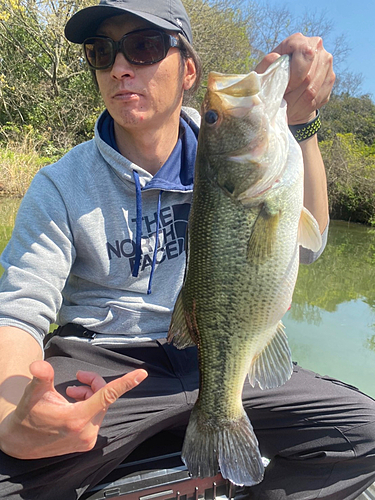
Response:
[243,2,360,96]
[183,0,254,108]
[0,0,101,151]
[320,93,375,146]
[320,133,375,225]
[0,0,256,146]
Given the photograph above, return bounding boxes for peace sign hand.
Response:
[0,360,147,459]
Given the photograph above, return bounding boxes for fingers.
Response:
[76,370,107,392]
[264,33,335,124]
[83,369,148,415]
[14,360,63,421]
[66,385,94,401]
[272,34,317,92]
[255,33,335,124]
[66,371,107,401]
[8,366,148,458]
[254,52,280,74]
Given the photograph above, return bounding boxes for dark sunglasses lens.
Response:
[85,38,114,69]
[123,31,167,64]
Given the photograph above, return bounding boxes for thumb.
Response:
[29,360,55,387]
[14,361,57,418]
[255,53,280,75]
[85,369,148,415]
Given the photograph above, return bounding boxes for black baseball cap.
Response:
[65,0,193,44]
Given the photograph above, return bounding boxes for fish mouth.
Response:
[207,55,290,120]
[208,70,261,97]
[205,56,291,202]
[207,71,261,120]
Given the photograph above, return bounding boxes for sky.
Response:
[256,0,375,99]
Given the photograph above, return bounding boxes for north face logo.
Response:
[106,203,190,273]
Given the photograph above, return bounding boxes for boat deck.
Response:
[82,431,375,500]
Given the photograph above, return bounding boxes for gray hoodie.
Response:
[0,108,201,348]
[0,107,327,349]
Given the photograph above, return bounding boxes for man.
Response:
[0,0,374,498]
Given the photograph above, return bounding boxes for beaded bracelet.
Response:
[288,110,321,142]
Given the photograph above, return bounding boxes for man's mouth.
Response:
[113,90,140,100]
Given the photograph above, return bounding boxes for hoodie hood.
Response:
[95,107,200,192]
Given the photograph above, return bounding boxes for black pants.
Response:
[1,334,375,500]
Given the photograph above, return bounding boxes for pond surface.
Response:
[1,200,375,398]
[284,220,375,398]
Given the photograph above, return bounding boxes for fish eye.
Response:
[205,110,219,125]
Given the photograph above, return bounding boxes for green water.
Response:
[285,220,375,398]
[1,200,375,398]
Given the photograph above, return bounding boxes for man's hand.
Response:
[256,33,335,125]
[0,359,148,459]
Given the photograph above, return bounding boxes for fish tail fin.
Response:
[182,406,264,486]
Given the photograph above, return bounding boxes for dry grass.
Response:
[0,196,21,257]
[0,134,51,197]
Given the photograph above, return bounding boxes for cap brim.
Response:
[65,5,183,43]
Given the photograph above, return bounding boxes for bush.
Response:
[321,133,375,226]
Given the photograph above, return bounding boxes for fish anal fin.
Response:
[248,321,293,390]
[167,291,196,349]
[247,208,280,264]
[182,406,264,486]
[298,207,322,252]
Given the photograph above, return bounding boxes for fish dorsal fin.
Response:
[167,291,196,349]
[248,321,293,389]
[298,207,322,252]
[247,208,280,264]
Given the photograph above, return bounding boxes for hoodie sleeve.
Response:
[0,169,76,349]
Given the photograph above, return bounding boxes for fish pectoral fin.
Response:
[248,321,293,390]
[247,208,280,264]
[298,207,322,252]
[167,291,196,349]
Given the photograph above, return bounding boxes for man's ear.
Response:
[183,58,197,91]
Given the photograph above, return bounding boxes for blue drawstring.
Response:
[147,190,162,295]
[132,170,142,278]
[132,169,162,294]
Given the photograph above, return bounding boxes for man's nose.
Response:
[110,51,136,79]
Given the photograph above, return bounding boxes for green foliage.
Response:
[320,133,375,226]
[320,93,375,146]
[183,0,255,108]
[0,0,102,150]
[0,196,20,264]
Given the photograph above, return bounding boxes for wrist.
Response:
[299,131,319,149]
[0,405,17,456]
[289,110,321,142]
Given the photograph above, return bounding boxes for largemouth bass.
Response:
[168,55,322,487]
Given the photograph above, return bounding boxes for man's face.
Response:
[95,14,196,133]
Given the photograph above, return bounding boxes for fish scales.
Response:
[168,55,322,487]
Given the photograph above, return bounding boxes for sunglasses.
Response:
[83,28,181,70]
